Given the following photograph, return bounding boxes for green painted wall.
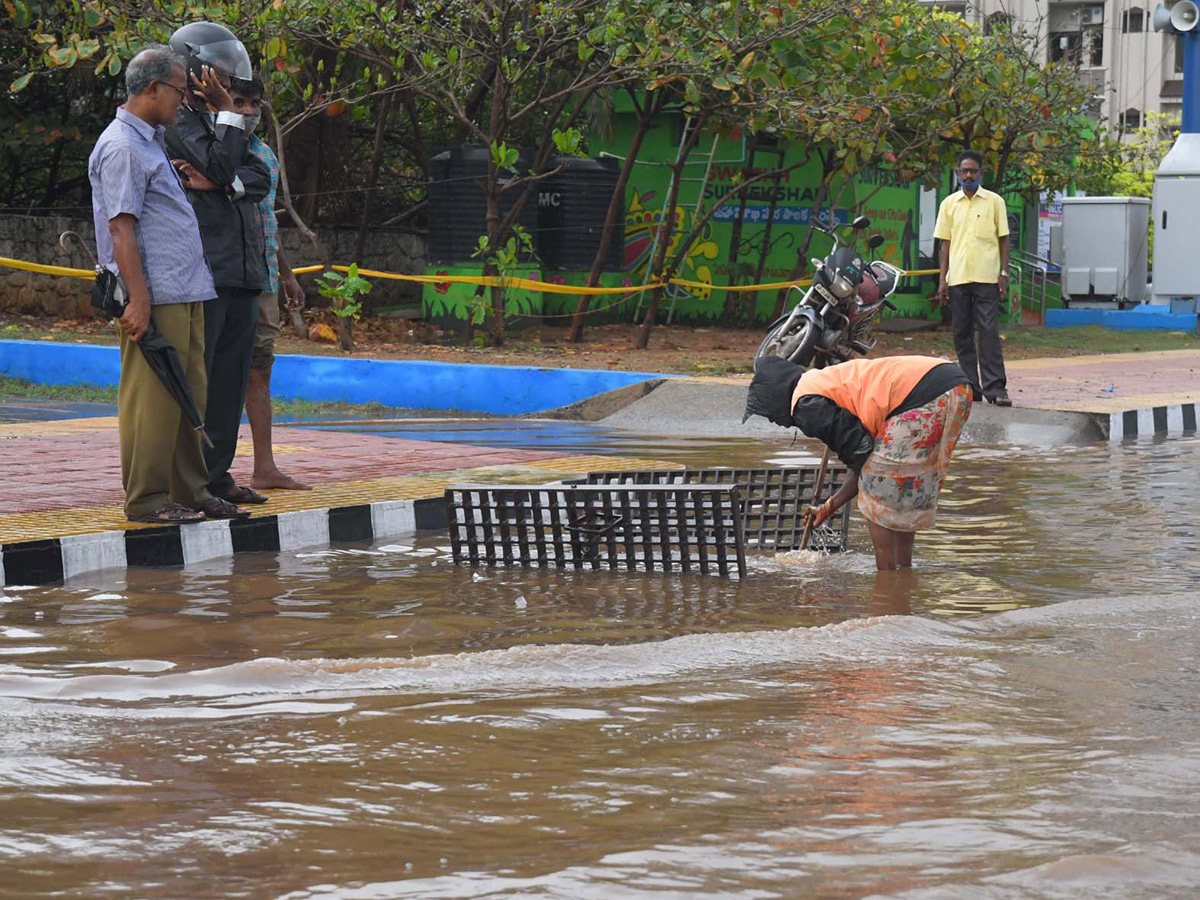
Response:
[423,109,1034,327]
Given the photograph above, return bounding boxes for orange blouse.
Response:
[790,356,948,437]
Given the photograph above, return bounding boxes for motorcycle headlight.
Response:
[829,273,855,299]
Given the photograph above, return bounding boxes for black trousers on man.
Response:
[203,287,260,495]
[949,281,1007,399]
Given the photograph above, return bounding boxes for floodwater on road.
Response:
[2,428,1200,899]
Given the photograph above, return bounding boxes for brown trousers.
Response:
[118,301,213,519]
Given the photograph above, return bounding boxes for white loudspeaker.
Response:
[1172,0,1200,31]
[1153,3,1173,31]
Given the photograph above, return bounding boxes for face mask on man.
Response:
[243,113,261,134]
[959,173,981,191]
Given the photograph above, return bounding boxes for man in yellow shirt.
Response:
[933,150,1012,407]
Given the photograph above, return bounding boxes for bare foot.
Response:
[251,470,313,491]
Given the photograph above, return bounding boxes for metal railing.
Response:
[1010,248,1055,323]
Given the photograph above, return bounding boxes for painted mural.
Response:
[624,189,720,302]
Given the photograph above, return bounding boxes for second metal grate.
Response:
[584,466,851,551]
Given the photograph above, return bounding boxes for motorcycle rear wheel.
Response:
[755,316,819,368]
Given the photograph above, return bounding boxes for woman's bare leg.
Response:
[865,519,916,570]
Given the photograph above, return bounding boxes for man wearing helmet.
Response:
[165,21,273,508]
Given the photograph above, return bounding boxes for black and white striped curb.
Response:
[1108,402,1199,441]
[0,497,448,587]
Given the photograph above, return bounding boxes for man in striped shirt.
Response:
[88,46,248,524]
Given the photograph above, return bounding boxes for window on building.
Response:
[1088,29,1104,67]
[1122,7,1144,33]
[1051,32,1083,65]
[1120,108,1142,131]
[985,12,1011,35]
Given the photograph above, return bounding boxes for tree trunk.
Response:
[772,178,831,319]
[269,102,327,340]
[486,69,507,346]
[720,141,760,325]
[635,118,705,350]
[566,96,656,343]
[342,89,395,353]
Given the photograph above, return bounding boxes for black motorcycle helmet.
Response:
[168,21,252,85]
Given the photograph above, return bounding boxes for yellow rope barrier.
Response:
[2,256,941,296]
[0,256,95,279]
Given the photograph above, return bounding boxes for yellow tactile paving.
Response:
[0,454,673,545]
[233,443,314,457]
[0,416,120,438]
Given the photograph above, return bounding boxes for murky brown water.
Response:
[3,430,1200,899]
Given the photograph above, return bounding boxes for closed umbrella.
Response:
[135,320,214,448]
[60,231,213,448]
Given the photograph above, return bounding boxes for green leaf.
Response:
[75,38,100,60]
[107,54,121,76]
[8,72,32,93]
[84,7,103,28]
[47,46,79,68]
[712,76,731,91]
[9,0,32,28]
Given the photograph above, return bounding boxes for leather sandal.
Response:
[129,503,206,525]
[216,485,269,504]
[199,497,252,520]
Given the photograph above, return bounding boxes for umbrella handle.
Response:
[196,426,215,449]
[59,231,100,270]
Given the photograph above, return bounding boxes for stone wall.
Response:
[0,215,426,318]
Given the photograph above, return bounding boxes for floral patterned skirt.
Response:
[857,382,972,532]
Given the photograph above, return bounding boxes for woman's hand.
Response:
[805,499,836,528]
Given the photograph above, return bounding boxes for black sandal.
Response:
[200,497,252,520]
[129,503,206,525]
[216,485,269,505]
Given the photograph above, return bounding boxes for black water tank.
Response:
[427,145,539,264]
[536,156,624,271]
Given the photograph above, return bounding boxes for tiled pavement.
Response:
[1003,349,1200,412]
[0,417,663,545]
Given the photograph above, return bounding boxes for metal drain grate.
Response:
[584,466,851,552]
[446,484,746,578]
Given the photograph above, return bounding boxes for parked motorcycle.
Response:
[754,216,902,368]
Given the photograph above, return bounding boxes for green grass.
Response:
[271,397,416,419]
[1001,324,1200,356]
[0,376,118,404]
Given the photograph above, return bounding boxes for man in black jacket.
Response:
[165,21,272,506]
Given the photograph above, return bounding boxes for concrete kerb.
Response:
[0,496,447,588]
[587,378,1113,444]
[587,378,1200,445]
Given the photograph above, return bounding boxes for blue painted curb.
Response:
[1045,307,1198,332]
[1045,309,1104,328]
[0,339,671,415]
[1101,309,1197,332]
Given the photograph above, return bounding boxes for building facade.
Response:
[923,0,1184,136]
